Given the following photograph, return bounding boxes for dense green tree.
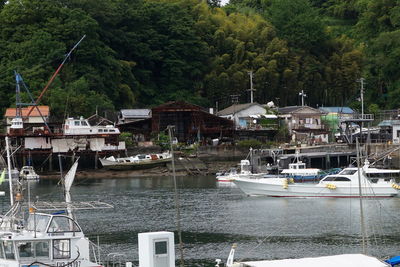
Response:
[0,0,381,118]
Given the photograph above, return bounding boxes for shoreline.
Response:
[39,160,237,179]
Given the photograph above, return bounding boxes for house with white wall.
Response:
[217,103,277,129]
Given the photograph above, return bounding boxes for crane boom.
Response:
[26,35,86,116]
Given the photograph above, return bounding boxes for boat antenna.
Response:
[167,125,185,267]
[356,138,367,254]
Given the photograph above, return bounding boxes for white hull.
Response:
[234,178,399,198]
[216,173,266,182]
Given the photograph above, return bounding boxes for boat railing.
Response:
[104,252,130,267]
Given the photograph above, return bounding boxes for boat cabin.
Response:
[63,117,120,135]
[288,162,306,170]
[0,213,95,266]
[320,165,400,184]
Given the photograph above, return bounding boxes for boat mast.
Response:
[356,138,367,254]
[168,125,185,267]
[5,136,14,206]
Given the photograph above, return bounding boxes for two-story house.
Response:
[278,106,328,144]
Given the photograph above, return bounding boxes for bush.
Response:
[119,132,134,146]
[237,139,263,148]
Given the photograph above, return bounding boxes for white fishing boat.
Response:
[234,160,400,197]
[99,151,172,170]
[19,166,40,180]
[0,154,113,267]
[216,160,267,182]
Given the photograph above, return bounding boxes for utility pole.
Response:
[357,78,366,142]
[247,71,256,103]
[356,78,365,119]
[299,90,307,106]
[230,94,240,128]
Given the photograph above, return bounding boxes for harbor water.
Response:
[2,175,400,266]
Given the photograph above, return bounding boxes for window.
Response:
[27,214,51,232]
[48,216,81,233]
[4,241,15,260]
[323,176,350,182]
[18,242,33,258]
[74,121,80,126]
[81,121,88,126]
[0,242,4,259]
[339,169,357,175]
[53,239,70,259]
[155,241,167,255]
[35,241,49,257]
[99,129,103,132]
[334,177,351,182]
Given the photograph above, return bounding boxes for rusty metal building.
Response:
[120,101,234,143]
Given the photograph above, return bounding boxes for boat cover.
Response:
[238,254,388,267]
[385,255,400,266]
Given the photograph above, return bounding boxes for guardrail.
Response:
[339,114,374,121]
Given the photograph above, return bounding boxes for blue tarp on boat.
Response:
[385,255,400,266]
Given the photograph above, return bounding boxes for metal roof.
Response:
[319,107,355,114]
[278,106,324,115]
[377,120,400,127]
[120,109,151,118]
[217,103,264,116]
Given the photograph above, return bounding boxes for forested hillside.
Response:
[0,0,397,119]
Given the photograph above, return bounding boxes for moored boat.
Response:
[234,160,400,197]
[99,151,172,170]
[0,158,113,267]
[280,157,322,181]
[217,244,389,267]
[19,166,40,180]
[216,160,267,182]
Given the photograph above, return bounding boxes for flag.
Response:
[0,169,5,185]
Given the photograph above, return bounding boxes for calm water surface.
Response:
[2,175,400,266]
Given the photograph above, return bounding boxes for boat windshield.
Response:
[47,216,81,233]
[26,214,51,232]
[339,169,357,175]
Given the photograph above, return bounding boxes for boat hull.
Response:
[99,158,171,170]
[234,178,399,198]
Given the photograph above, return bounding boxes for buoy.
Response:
[325,184,336,190]
[283,179,289,189]
[15,192,23,201]
[392,184,400,190]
